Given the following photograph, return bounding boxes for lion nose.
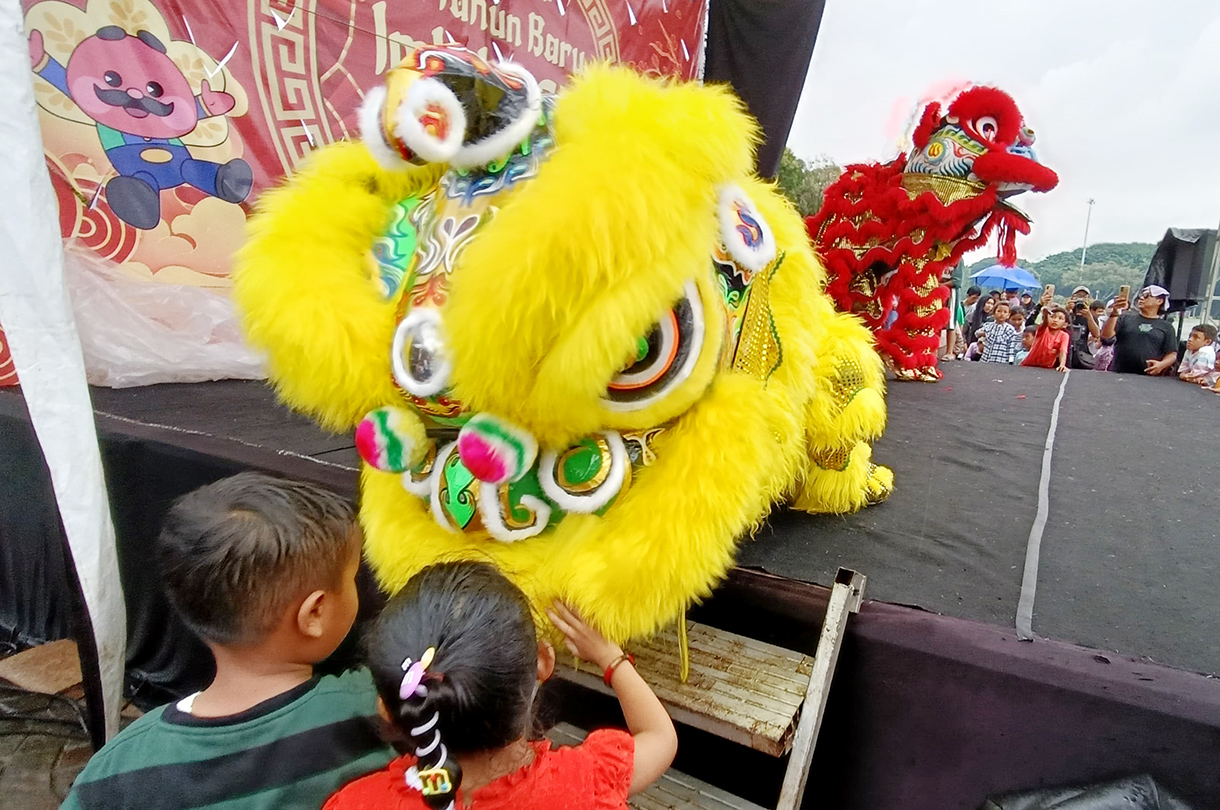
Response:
[126,88,143,99]
[456,413,538,485]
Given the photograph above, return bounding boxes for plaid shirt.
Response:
[980,320,1021,363]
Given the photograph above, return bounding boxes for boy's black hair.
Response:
[1090,299,1106,310]
[157,472,356,645]
[365,562,539,807]
[966,285,982,297]
[1024,325,1038,336]
[993,300,1011,312]
[1191,323,1217,342]
[1009,306,1026,318]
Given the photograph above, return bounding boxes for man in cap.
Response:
[1064,285,1099,368]
[1100,284,1178,375]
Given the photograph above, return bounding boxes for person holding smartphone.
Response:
[1099,284,1178,375]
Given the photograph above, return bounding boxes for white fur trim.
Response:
[394,77,467,165]
[428,442,461,532]
[717,184,777,273]
[449,62,542,169]
[401,466,433,498]
[478,487,552,543]
[359,86,409,170]
[539,432,628,514]
[391,308,451,398]
[602,280,706,413]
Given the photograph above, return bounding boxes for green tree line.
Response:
[964,243,1155,302]
[775,148,842,217]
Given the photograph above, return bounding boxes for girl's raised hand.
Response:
[547,602,622,669]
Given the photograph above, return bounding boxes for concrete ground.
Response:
[0,689,92,809]
[0,641,138,809]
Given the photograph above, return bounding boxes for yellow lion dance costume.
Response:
[235,48,891,643]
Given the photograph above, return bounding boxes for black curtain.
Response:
[704,0,827,178]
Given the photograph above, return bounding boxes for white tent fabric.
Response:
[0,0,126,739]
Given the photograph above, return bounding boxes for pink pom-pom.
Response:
[457,432,510,484]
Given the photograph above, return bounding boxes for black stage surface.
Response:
[743,361,1220,677]
[4,363,1220,809]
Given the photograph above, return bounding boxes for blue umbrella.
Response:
[969,263,1040,291]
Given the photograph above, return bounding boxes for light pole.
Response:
[1080,198,1095,269]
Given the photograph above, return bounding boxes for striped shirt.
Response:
[61,670,394,810]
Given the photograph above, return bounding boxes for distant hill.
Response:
[962,242,1156,302]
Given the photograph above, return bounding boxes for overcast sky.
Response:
[787,0,1220,263]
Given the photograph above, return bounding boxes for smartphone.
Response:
[1044,284,1055,298]
[1118,284,1130,302]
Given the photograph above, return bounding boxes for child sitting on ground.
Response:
[1021,297,1071,372]
[1179,324,1218,386]
[62,473,393,810]
[1015,326,1037,364]
[325,561,677,810]
[978,300,1021,363]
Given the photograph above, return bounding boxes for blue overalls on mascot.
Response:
[28,25,252,229]
[236,48,893,645]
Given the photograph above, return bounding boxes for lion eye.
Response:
[104,71,122,87]
[974,115,998,142]
[146,81,163,97]
[603,281,705,412]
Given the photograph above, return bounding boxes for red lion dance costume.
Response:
[807,86,1059,381]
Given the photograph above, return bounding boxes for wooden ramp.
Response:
[556,568,866,810]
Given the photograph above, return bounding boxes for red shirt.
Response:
[1021,324,1070,369]
[324,730,634,810]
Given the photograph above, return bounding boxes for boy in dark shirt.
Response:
[1100,285,1178,376]
[62,473,393,810]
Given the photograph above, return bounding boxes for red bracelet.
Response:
[603,653,635,686]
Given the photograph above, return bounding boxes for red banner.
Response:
[22,0,707,289]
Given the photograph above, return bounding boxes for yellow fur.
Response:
[235,64,891,643]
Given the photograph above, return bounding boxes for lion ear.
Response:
[911,102,942,150]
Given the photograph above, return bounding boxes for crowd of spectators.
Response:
[943,283,1220,393]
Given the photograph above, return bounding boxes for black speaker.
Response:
[1143,228,1217,307]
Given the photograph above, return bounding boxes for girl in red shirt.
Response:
[324,562,676,810]
[1021,303,1070,372]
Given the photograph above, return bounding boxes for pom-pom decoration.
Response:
[356,407,429,473]
[456,413,539,485]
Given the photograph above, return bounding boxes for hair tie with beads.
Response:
[399,647,461,809]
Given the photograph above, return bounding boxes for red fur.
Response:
[945,86,1020,145]
[911,102,942,150]
[972,151,1059,192]
[807,86,1056,376]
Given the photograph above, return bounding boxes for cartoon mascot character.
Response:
[29,25,252,229]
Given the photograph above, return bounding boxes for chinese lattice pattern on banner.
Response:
[21,0,708,291]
